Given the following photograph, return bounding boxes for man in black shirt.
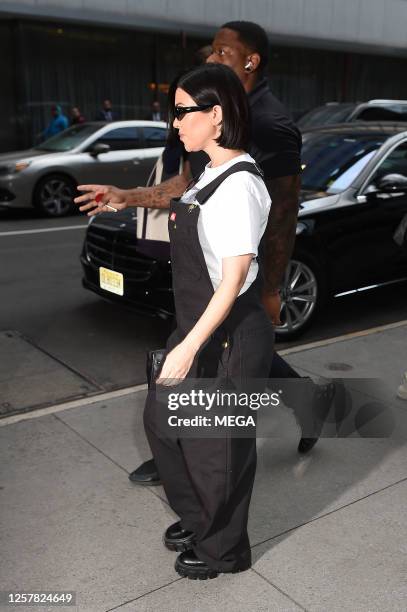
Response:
[75,22,333,483]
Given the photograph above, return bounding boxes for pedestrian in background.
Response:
[70,106,85,125]
[43,104,68,139]
[96,99,118,122]
[149,100,162,121]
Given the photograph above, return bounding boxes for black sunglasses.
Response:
[174,104,213,120]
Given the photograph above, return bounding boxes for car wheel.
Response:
[275,252,327,340]
[34,174,77,217]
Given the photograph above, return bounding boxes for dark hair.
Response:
[168,63,249,151]
[166,69,189,147]
[221,21,269,73]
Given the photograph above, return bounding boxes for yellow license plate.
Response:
[99,267,124,296]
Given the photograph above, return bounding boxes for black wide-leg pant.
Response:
[143,322,274,572]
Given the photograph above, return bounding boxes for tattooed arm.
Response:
[75,160,192,215]
[262,173,301,323]
[126,164,192,209]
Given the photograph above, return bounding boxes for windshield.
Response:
[298,105,354,129]
[36,124,102,152]
[301,133,386,194]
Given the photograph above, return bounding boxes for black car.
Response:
[81,123,407,339]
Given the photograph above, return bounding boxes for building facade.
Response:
[1,0,407,151]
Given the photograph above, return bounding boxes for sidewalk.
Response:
[1,323,406,612]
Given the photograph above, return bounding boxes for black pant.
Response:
[144,322,274,572]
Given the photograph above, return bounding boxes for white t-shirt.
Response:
[181,152,271,296]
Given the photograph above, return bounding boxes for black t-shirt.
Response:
[247,78,302,180]
[164,78,302,182]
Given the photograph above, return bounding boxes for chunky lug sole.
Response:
[129,476,162,486]
[175,559,248,580]
[174,558,219,580]
[164,534,196,552]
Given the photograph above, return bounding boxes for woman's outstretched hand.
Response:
[74,184,128,216]
[156,341,197,386]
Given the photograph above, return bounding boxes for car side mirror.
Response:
[376,173,407,194]
[363,173,407,202]
[90,142,110,156]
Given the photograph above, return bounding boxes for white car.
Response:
[0,120,167,217]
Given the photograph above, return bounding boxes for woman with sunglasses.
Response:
[144,62,274,580]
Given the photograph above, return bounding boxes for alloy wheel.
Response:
[39,177,75,216]
[276,259,318,335]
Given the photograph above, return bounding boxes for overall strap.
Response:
[195,161,264,205]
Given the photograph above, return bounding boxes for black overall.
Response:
[144,162,274,572]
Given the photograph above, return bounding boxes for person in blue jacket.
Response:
[43,105,69,139]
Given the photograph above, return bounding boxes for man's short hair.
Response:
[221,21,269,73]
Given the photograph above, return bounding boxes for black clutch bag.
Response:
[146,349,166,388]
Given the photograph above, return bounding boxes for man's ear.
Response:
[247,53,261,72]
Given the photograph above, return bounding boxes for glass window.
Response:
[357,106,407,122]
[301,132,386,194]
[298,104,354,129]
[366,141,407,186]
[93,127,141,151]
[142,126,168,148]
[36,124,102,152]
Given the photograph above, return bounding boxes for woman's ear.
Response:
[212,104,223,137]
[212,105,223,130]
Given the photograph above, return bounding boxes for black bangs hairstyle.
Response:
[222,21,269,74]
[168,63,250,151]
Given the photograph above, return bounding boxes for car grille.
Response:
[85,225,156,282]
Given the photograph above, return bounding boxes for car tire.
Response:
[33,174,78,217]
[275,250,327,341]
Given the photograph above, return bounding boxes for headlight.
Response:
[15,161,31,172]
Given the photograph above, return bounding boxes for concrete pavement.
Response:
[1,323,406,611]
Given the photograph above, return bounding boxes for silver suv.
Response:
[298,99,407,130]
[0,121,167,217]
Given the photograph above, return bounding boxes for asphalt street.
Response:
[1,206,407,414]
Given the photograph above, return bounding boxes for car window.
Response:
[298,105,354,129]
[356,107,407,122]
[36,124,102,151]
[367,141,407,186]
[301,133,386,194]
[142,126,168,148]
[93,127,141,151]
